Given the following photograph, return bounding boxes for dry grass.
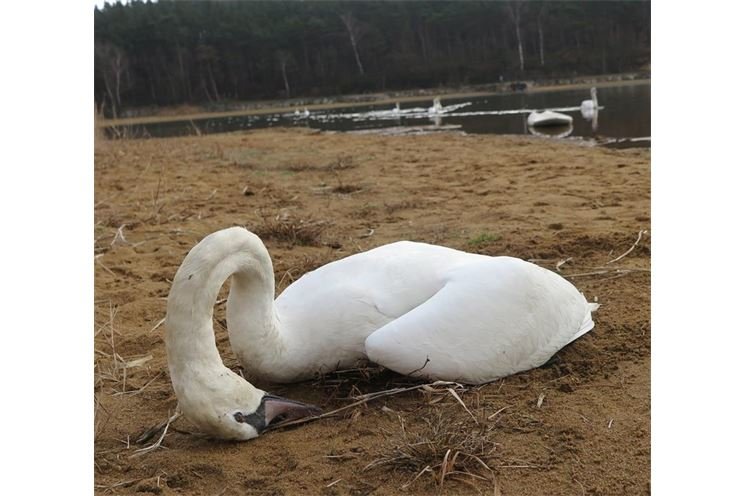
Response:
[287,154,358,172]
[366,408,500,489]
[467,232,501,247]
[105,124,151,140]
[253,214,328,247]
[384,199,427,214]
[233,153,359,172]
[94,302,124,392]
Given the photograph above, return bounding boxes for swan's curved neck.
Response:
[165,228,279,379]
[226,254,284,367]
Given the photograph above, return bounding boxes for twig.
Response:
[265,381,461,432]
[606,230,646,265]
[402,465,432,489]
[150,317,166,332]
[495,464,544,469]
[594,271,637,282]
[564,269,613,278]
[488,405,512,421]
[95,478,145,491]
[565,267,648,279]
[95,255,118,277]
[148,164,165,221]
[447,388,478,423]
[555,257,572,272]
[113,372,163,397]
[405,356,430,377]
[134,410,182,447]
[189,119,202,136]
[111,224,129,246]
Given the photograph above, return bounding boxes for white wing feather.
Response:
[364,257,594,384]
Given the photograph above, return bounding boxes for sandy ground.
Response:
[94,128,650,495]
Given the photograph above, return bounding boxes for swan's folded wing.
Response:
[363,257,593,384]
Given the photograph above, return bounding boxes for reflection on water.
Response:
[528,123,574,139]
[108,82,650,145]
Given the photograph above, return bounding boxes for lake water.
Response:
[109,82,650,145]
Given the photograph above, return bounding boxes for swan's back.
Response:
[272,242,486,375]
[279,241,482,317]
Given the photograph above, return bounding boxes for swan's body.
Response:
[166,227,598,439]
[581,87,599,120]
[227,231,596,384]
[428,97,443,114]
[527,110,573,127]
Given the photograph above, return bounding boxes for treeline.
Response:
[94,1,650,117]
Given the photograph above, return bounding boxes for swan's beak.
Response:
[260,394,322,431]
[234,394,321,434]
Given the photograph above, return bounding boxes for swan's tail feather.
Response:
[570,302,600,343]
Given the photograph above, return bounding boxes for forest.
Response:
[94,1,650,117]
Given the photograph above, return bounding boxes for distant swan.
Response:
[527,110,573,127]
[581,87,599,120]
[428,97,443,114]
[165,227,598,440]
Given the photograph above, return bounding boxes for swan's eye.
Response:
[233,412,245,422]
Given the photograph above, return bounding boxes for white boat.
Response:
[527,110,573,127]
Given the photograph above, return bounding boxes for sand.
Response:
[94,128,650,495]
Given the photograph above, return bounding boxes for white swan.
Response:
[527,110,573,127]
[581,87,599,120]
[166,227,598,439]
[428,97,443,114]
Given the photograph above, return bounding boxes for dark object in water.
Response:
[510,82,528,92]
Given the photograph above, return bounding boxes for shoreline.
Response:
[100,76,650,128]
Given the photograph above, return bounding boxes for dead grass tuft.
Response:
[330,155,356,170]
[384,199,424,214]
[254,215,328,247]
[366,408,499,488]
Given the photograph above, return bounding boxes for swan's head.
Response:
[175,370,321,441]
[590,87,597,98]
